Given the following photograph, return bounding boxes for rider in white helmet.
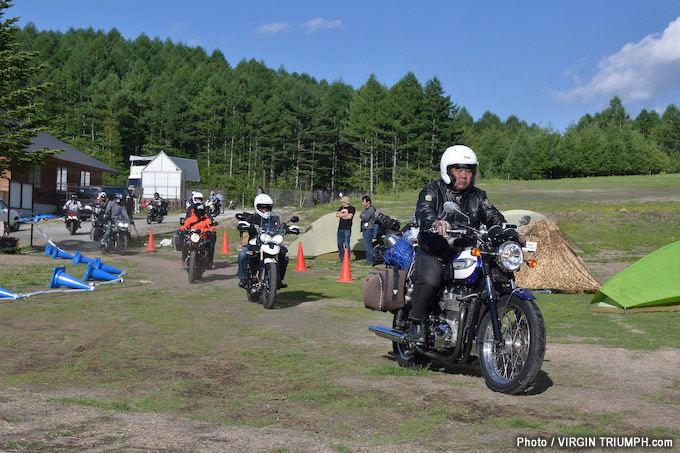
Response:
[236,193,293,289]
[254,193,273,219]
[406,145,510,344]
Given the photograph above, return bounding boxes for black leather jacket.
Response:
[415,179,506,261]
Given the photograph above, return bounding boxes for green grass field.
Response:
[1,173,678,451]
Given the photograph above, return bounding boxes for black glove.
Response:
[502,229,520,243]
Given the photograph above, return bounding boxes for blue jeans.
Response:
[337,229,351,261]
[237,244,289,281]
[363,228,375,264]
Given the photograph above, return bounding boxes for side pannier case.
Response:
[363,268,407,312]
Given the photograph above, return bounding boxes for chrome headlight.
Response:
[190,232,201,243]
[272,234,284,245]
[497,241,523,272]
[259,233,272,244]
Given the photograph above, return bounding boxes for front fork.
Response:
[482,261,505,349]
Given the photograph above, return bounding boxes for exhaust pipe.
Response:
[368,325,407,344]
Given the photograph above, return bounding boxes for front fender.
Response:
[506,288,536,301]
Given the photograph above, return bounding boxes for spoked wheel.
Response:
[477,296,546,395]
[116,233,128,255]
[261,262,278,309]
[392,309,430,368]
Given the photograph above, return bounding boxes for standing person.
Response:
[336,196,355,262]
[360,195,377,265]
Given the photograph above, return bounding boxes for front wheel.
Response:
[392,309,430,368]
[477,297,546,395]
[146,213,152,224]
[188,250,198,283]
[261,261,278,309]
[115,233,128,255]
[69,221,76,235]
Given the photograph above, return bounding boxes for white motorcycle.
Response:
[237,212,299,309]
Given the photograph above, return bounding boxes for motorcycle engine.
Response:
[433,286,473,350]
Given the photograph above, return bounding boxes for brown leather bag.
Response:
[363,268,406,312]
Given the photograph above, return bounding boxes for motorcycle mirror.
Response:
[443,201,470,223]
[290,216,299,223]
[519,215,531,226]
[443,201,459,214]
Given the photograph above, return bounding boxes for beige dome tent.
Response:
[289,211,365,260]
[516,220,600,293]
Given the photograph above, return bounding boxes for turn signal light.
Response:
[528,259,537,268]
[471,247,481,257]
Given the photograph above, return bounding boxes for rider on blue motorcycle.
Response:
[408,145,517,344]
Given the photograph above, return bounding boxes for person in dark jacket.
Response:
[407,145,508,344]
[359,195,377,265]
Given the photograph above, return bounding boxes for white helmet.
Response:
[192,191,204,203]
[440,145,478,186]
[99,191,107,199]
[254,193,274,219]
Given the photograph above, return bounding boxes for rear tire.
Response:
[261,262,278,309]
[477,296,546,395]
[392,309,430,368]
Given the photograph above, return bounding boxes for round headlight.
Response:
[497,241,523,272]
[259,233,272,244]
[272,234,284,245]
[190,232,201,243]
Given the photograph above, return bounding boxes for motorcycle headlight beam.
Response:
[496,241,523,272]
[190,232,201,243]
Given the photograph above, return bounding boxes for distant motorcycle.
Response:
[146,199,167,224]
[101,216,131,255]
[228,200,236,210]
[182,225,216,283]
[206,198,221,217]
[65,212,80,235]
[90,204,105,241]
[372,211,404,265]
[237,212,299,309]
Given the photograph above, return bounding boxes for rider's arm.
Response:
[414,186,439,230]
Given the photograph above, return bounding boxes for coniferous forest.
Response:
[13,23,680,194]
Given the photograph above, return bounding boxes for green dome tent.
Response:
[591,240,680,312]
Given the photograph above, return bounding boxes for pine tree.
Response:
[0,0,52,174]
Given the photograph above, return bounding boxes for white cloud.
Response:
[552,16,680,104]
[302,18,343,34]
[255,22,291,35]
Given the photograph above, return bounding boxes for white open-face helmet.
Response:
[440,145,478,186]
[192,192,204,203]
[254,193,274,219]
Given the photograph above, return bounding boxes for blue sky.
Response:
[9,0,680,131]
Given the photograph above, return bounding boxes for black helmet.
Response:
[154,192,159,197]
[71,194,78,200]
[194,203,206,217]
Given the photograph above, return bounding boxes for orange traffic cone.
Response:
[220,230,230,254]
[338,248,353,282]
[293,242,308,272]
[146,230,156,251]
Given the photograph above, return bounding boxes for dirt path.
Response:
[0,253,678,452]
